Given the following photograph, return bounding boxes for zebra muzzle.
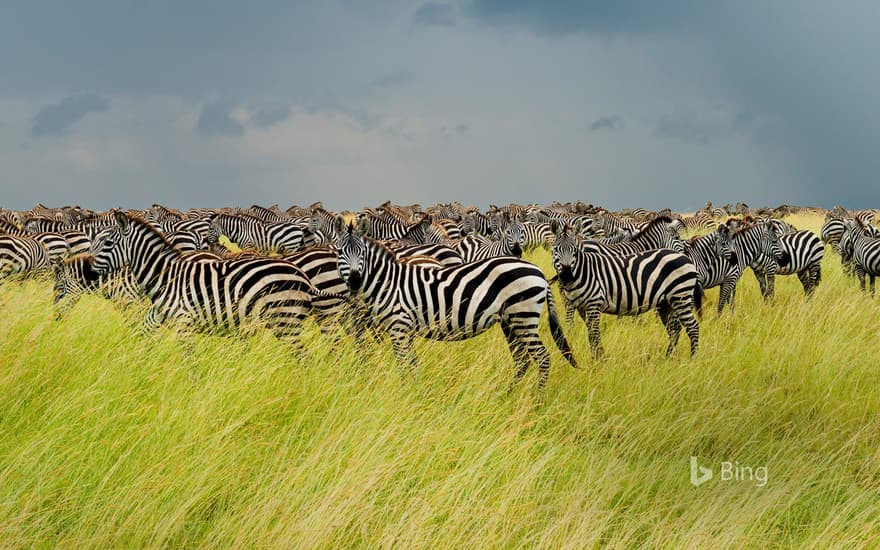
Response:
[346,270,363,291]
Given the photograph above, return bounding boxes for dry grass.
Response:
[1,213,879,548]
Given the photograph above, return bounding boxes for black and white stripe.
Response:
[550,221,701,358]
[91,211,320,345]
[335,223,578,387]
[839,219,880,294]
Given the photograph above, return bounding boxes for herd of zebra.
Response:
[1,201,879,387]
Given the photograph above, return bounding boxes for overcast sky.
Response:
[2,1,878,211]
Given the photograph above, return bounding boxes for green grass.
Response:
[1,213,879,547]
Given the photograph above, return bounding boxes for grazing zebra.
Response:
[90,211,321,345]
[0,235,51,281]
[334,223,578,387]
[457,218,524,262]
[550,221,701,358]
[752,230,824,298]
[839,219,880,294]
[52,254,143,318]
[682,229,738,316]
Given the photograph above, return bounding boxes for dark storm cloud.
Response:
[195,102,244,138]
[465,0,880,207]
[464,0,704,35]
[589,115,622,132]
[414,2,456,26]
[31,94,109,137]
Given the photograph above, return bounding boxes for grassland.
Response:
[1,213,879,548]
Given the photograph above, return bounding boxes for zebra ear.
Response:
[572,219,583,235]
[333,215,346,235]
[112,209,129,231]
[549,220,559,235]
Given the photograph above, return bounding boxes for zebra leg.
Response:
[501,320,530,389]
[564,296,576,325]
[797,270,812,296]
[752,268,767,297]
[585,307,603,359]
[717,279,736,316]
[671,297,700,356]
[871,275,876,297]
[389,323,418,373]
[857,268,867,292]
[657,303,682,356]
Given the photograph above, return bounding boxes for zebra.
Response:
[0,235,51,281]
[0,218,25,235]
[584,216,684,256]
[682,228,738,316]
[460,211,495,238]
[389,243,464,266]
[208,213,305,254]
[552,216,684,324]
[838,219,880,294]
[52,254,143,318]
[549,221,701,358]
[334,222,578,388]
[456,217,525,262]
[166,229,206,252]
[90,211,322,346]
[720,219,785,302]
[752,229,824,298]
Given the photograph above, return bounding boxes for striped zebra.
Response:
[90,211,322,345]
[682,229,738,316]
[0,235,51,281]
[718,219,784,302]
[550,221,701,358]
[839,219,880,294]
[334,223,578,387]
[460,211,494,237]
[457,218,524,262]
[389,243,464,266]
[552,216,684,323]
[52,254,143,318]
[209,213,305,254]
[0,218,25,235]
[752,229,823,298]
[584,216,684,255]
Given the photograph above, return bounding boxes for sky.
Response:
[1,0,878,212]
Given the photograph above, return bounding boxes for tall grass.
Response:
[1,213,879,547]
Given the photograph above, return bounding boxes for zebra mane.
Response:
[631,215,675,241]
[119,212,183,255]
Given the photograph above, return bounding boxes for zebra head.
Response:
[549,221,580,285]
[335,221,367,291]
[504,217,524,258]
[91,212,132,276]
[757,219,787,265]
[714,226,737,264]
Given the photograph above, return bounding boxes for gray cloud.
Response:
[414,2,456,26]
[589,115,623,132]
[371,71,415,88]
[31,94,109,137]
[465,0,704,35]
[250,104,291,129]
[195,102,244,138]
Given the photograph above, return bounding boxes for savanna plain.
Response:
[1,212,879,548]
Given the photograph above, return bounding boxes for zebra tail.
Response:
[546,287,579,369]
[693,281,704,318]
